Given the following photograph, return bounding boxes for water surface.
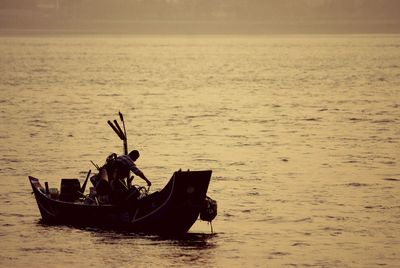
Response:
[0,34,399,267]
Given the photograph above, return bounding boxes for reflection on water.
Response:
[31,221,218,267]
[89,228,218,267]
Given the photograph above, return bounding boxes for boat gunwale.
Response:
[29,176,115,207]
[130,173,176,223]
[29,173,180,220]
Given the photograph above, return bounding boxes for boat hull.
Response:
[29,170,212,235]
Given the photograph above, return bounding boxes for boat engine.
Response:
[200,196,217,222]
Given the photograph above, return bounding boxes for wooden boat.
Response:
[29,170,214,235]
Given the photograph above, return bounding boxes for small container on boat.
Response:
[59,178,81,202]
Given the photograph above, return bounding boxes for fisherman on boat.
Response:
[109,150,151,204]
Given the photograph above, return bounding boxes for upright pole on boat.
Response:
[108,111,130,187]
[118,111,130,188]
[80,169,91,195]
[119,111,128,155]
[44,182,49,195]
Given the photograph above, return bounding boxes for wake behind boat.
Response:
[29,112,217,235]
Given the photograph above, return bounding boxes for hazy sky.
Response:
[1,0,399,33]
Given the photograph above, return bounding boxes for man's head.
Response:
[128,150,140,161]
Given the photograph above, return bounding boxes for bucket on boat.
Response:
[59,178,81,202]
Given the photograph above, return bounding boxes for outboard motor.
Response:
[200,196,217,222]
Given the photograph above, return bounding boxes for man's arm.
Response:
[130,165,151,186]
[139,173,152,187]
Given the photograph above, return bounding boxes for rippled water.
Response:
[0,34,399,267]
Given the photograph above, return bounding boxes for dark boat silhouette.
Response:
[29,170,213,235]
[29,112,217,235]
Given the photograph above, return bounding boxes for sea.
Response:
[0,34,399,267]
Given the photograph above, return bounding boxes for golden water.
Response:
[0,35,399,267]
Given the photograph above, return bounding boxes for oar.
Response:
[113,120,125,140]
[119,111,127,139]
[107,120,125,140]
[114,118,128,155]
